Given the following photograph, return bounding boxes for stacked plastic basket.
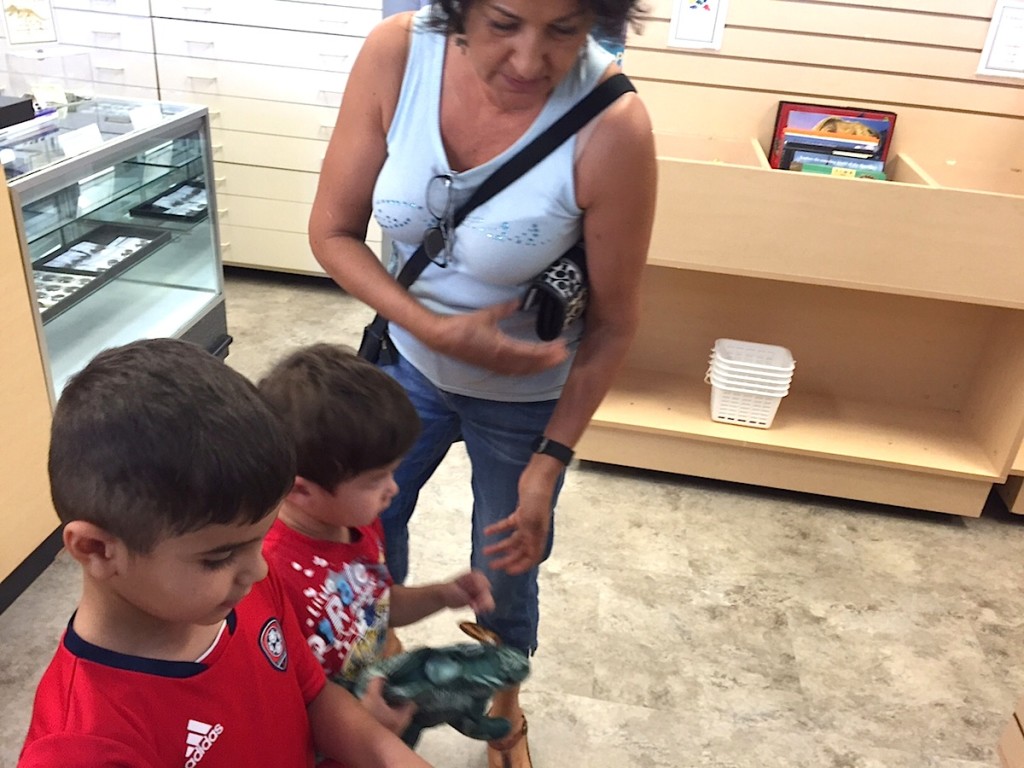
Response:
[705,338,795,429]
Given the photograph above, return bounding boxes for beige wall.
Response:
[628,0,1024,175]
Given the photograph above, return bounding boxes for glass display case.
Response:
[2,97,228,400]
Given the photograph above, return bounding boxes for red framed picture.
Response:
[768,101,898,171]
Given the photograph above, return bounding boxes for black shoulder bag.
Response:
[358,72,636,364]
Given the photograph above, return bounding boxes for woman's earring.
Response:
[455,35,468,54]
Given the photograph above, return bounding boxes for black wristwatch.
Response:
[531,435,575,466]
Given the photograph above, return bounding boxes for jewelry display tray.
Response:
[33,221,172,322]
[129,180,208,222]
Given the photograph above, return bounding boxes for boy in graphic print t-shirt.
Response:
[258,344,494,739]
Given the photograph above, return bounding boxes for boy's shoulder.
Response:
[20,571,325,767]
[264,518,386,562]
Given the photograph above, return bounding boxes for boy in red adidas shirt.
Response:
[258,344,494,735]
[18,338,431,768]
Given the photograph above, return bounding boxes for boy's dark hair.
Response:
[257,344,421,491]
[426,0,646,38]
[49,338,295,553]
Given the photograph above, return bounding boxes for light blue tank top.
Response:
[372,7,614,402]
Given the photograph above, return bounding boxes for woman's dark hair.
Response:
[426,0,646,38]
[257,344,421,491]
[49,338,295,553]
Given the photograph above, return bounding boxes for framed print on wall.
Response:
[2,0,57,46]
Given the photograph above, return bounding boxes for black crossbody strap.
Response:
[394,72,634,289]
[363,73,635,357]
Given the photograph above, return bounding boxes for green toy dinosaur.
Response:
[353,624,530,747]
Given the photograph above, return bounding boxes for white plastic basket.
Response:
[708,355,795,381]
[712,338,795,372]
[709,372,790,396]
[707,338,794,428]
[706,364,793,389]
[710,384,783,429]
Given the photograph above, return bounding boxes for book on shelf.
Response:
[792,162,887,180]
[788,150,885,173]
[781,128,880,153]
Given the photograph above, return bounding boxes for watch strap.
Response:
[532,435,574,466]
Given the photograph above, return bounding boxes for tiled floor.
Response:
[2,268,1023,767]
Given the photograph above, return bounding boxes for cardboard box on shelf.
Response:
[998,698,1024,768]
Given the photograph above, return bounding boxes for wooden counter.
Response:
[0,186,60,605]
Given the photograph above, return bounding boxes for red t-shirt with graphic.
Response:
[19,567,326,767]
[262,518,393,687]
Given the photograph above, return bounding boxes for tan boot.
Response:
[486,713,531,768]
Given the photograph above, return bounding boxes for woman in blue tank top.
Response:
[310,3,656,765]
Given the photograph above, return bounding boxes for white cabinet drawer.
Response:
[156,54,348,107]
[89,50,158,88]
[52,0,152,16]
[219,224,326,275]
[151,0,379,37]
[218,191,382,245]
[161,89,337,141]
[54,9,155,52]
[219,193,311,234]
[210,127,327,173]
[290,0,381,8]
[1,46,155,88]
[212,163,320,204]
[153,18,361,72]
[220,223,380,274]
[67,80,158,100]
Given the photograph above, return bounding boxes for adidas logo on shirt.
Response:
[185,719,224,767]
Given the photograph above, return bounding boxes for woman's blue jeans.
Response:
[379,354,564,654]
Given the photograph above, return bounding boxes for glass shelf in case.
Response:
[5,97,229,400]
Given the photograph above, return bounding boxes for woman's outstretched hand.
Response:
[482,481,552,575]
[427,300,568,375]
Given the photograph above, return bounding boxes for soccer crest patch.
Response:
[259,618,288,671]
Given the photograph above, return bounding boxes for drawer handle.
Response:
[217,208,228,216]
[320,17,349,24]
[220,241,231,249]
[93,30,121,40]
[214,175,226,183]
[183,4,212,10]
[208,109,222,118]
[319,52,349,60]
[187,74,218,82]
[186,40,215,47]
[95,65,126,72]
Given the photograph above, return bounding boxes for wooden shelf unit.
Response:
[577,134,1024,517]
